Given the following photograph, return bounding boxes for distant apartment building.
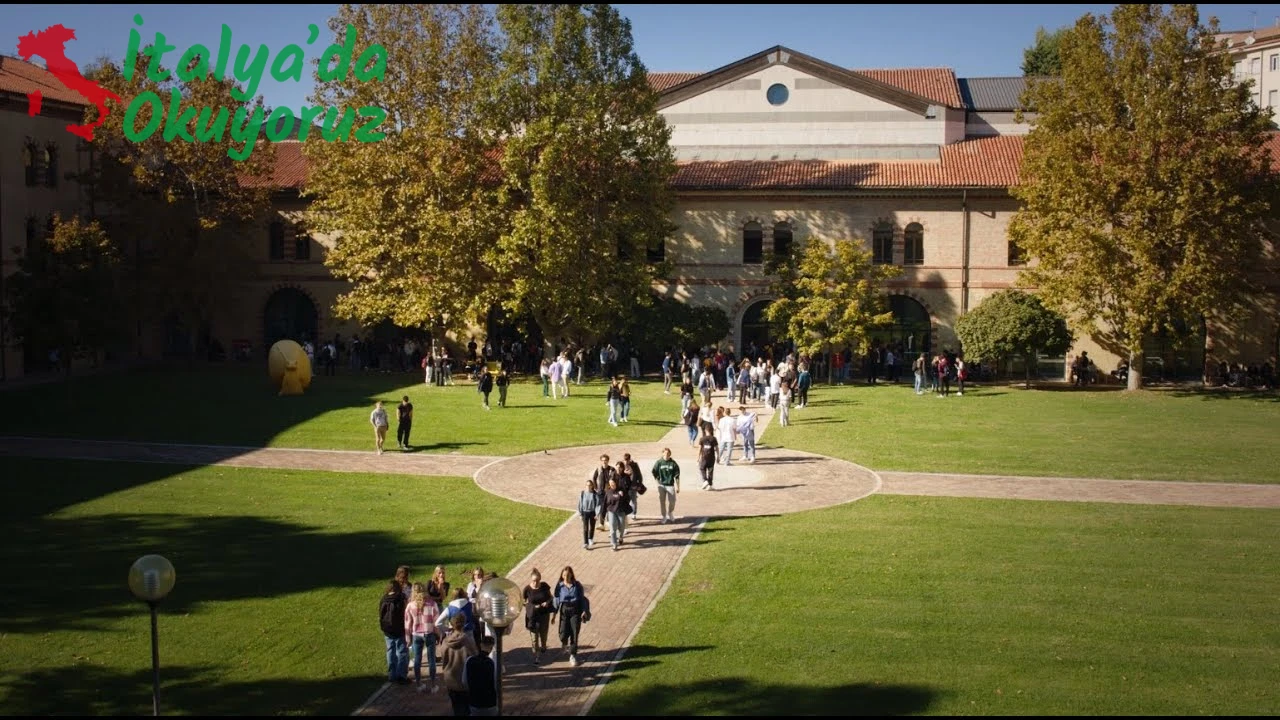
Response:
[1217,23,1280,121]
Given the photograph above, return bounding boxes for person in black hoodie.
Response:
[479,367,494,410]
[380,580,410,684]
[464,637,499,715]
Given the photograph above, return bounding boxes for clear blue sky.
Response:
[2,4,1271,111]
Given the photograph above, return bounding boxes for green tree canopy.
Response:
[4,215,124,375]
[1021,26,1067,76]
[955,290,1073,388]
[765,237,901,382]
[1009,4,1279,390]
[83,51,274,357]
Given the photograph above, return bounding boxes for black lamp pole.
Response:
[149,600,161,716]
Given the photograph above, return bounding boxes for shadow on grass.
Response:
[1168,388,1280,403]
[2,662,375,716]
[590,675,941,716]
[405,442,485,453]
[0,464,472,635]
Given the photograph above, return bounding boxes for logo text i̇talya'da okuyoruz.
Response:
[17,14,387,161]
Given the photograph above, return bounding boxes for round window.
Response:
[766,83,789,106]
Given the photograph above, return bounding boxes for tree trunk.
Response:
[1024,361,1032,390]
[1127,349,1143,391]
[826,346,834,385]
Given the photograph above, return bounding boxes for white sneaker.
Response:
[570,654,580,667]
[588,539,594,548]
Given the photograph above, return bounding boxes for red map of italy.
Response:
[18,24,122,141]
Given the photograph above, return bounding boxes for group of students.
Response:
[579,449,683,549]
[378,563,593,716]
[680,395,761,485]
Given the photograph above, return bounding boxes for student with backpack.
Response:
[379,581,410,684]
[463,636,500,715]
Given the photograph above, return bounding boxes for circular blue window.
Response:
[766,83,789,106]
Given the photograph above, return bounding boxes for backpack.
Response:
[379,593,402,637]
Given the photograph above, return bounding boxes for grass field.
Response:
[0,458,567,716]
[593,494,1280,716]
[0,367,680,456]
[2,367,1279,481]
[766,382,1280,483]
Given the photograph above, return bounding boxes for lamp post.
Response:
[476,577,524,716]
[128,555,176,716]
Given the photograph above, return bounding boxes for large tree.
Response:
[306,4,677,354]
[955,289,1073,388]
[4,215,124,376]
[1021,26,1066,76]
[1009,4,1279,390]
[83,51,274,358]
[485,4,678,351]
[305,4,502,340]
[764,237,901,384]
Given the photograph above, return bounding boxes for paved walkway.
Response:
[4,404,1280,717]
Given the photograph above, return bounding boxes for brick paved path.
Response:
[4,401,1279,718]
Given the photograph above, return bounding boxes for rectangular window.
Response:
[743,228,763,264]
[1269,89,1278,111]
[872,226,894,265]
[1251,57,1262,74]
[44,145,58,188]
[646,238,665,263]
[1008,240,1027,266]
[1272,54,1279,72]
[903,224,924,266]
[268,222,285,261]
[295,234,311,261]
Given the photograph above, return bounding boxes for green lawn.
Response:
[0,366,681,456]
[594,495,1280,716]
[0,458,566,716]
[768,383,1280,483]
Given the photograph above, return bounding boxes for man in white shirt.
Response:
[558,354,572,397]
[716,409,738,466]
[735,406,758,462]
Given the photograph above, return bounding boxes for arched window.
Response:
[268,221,285,261]
[23,143,37,186]
[743,221,763,264]
[903,223,924,265]
[44,144,58,188]
[772,222,793,258]
[872,222,894,265]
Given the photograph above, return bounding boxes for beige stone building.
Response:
[1217,22,1280,122]
[3,45,1278,381]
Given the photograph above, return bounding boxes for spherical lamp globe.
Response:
[128,554,176,603]
[477,577,524,629]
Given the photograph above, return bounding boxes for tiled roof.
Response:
[648,67,964,108]
[648,72,702,92]
[1216,25,1280,47]
[672,135,1024,190]
[240,140,309,189]
[852,68,964,108]
[0,55,90,106]
[957,76,1039,112]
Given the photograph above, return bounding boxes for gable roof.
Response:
[654,46,958,115]
[0,54,90,107]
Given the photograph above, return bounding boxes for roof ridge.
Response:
[853,67,956,73]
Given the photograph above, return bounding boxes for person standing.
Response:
[427,566,451,611]
[662,352,673,394]
[463,637,499,716]
[796,363,811,408]
[549,356,563,400]
[371,401,390,455]
[380,580,410,684]
[606,378,622,427]
[716,406,737,466]
[682,399,701,446]
[651,447,681,523]
[558,353,572,397]
[522,569,554,666]
[578,479,600,549]
[554,567,590,667]
[397,395,414,450]
[697,426,719,490]
[478,367,494,410]
[736,405,758,463]
[778,376,793,427]
[405,582,442,692]
[679,374,694,419]
[539,358,551,398]
[618,376,632,423]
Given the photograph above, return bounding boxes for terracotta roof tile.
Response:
[647,72,702,92]
[0,54,90,106]
[852,68,964,108]
[239,140,308,190]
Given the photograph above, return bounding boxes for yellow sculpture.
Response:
[268,340,312,396]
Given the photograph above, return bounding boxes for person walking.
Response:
[553,567,590,667]
[397,395,414,450]
[604,474,629,550]
[539,358,551,398]
[623,452,643,522]
[778,375,793,427]
[682,398,701,446]
[697,426,719,490]
[440,613,478,716]
[606,378,622,427]
[591,456,614,534]
[523,569,554,664]
[478,367,494,410]
[618,376,632,423]
[380,580,410,684]
[371,401,390,455]
[796,363,811,408]
[578,478,600,549]
[651,447,681,523]
[716,406,737,466]
[679,373,694,418]
[913,354,926,395]
[496,369,510,408]
[662,352,674,394]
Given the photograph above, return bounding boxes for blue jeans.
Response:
[742,430,756,460]
[720,440,734,464]
[608,399,619,424]
[620,398,631,421]
[686,424,698,444]
[609,510,626,547]
[914,372,923,393]
[385,636,409,681]
[411,633,437,682]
